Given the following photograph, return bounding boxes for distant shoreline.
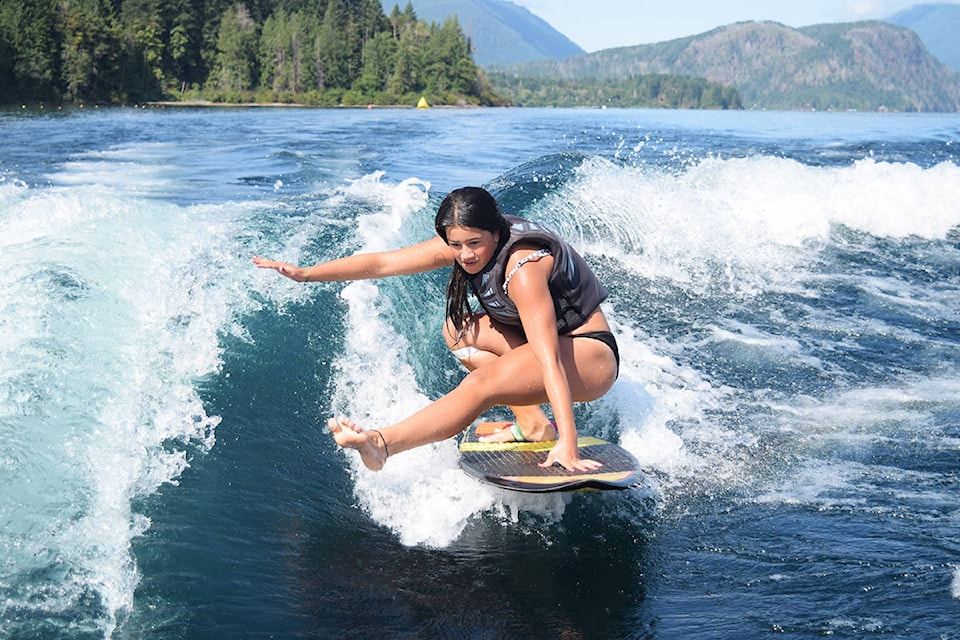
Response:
[3,100,483,110]
[144,100,480,109]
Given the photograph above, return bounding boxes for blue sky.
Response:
[510,0,960,52]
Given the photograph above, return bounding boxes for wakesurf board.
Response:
[459,421,644,493]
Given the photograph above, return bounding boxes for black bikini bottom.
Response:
[570,330,620,377]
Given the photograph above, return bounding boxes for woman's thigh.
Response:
[459,335,617,406]
[444,312,527,357]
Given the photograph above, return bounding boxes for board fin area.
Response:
[459,421,645,493]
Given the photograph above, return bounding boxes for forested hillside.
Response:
[500,20,960,112]
[0,0,504,106]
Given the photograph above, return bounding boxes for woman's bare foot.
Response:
[478,420,557,443]
[328,416,388,471]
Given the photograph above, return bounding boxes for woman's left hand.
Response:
[540,439,604,472]
[252,256,308,281]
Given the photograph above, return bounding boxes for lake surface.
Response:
[1,105,959,638]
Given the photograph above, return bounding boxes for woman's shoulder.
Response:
[503,244,554,292]
[505,242,552,265]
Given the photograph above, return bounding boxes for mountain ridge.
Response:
[888,3,960,72]
[381,0,583,65]
[493,20,960,111]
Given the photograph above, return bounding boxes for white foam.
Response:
[789,378,960,434]
[50,143,183,198]
[0,165,258,634]
[543,155,960,298]
[705,320,825,373]
[328,177,477,546]
[755,459,868,508]
[752,376,960,518]
[601,322,709,474]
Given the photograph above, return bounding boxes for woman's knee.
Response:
[456,366,496,403]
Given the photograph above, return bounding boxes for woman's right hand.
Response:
[252,256,308,282]
[541,437,604,472]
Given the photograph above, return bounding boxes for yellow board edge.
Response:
[460,436,607,453]
[500,471,634,485]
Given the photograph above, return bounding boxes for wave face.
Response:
[1,106,958,638]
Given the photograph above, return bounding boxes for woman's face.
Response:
[445,225,500,274]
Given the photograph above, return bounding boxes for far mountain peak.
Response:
[381,0,584,65]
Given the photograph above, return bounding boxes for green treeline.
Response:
[0,0,504,106]
[487,72,742,109]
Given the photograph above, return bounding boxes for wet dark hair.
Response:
[435,187,511,341]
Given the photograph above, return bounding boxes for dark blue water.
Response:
[1,106,959,639]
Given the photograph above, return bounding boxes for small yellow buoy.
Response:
[417,96,429,109]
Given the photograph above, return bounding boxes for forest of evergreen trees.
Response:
[0,0,505,106]
[488,72,742,109]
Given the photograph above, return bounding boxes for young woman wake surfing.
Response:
[253,187,619,472]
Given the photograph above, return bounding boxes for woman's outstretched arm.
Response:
[253,236,455,282]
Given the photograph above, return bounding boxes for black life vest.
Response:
[467,216,608,334]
